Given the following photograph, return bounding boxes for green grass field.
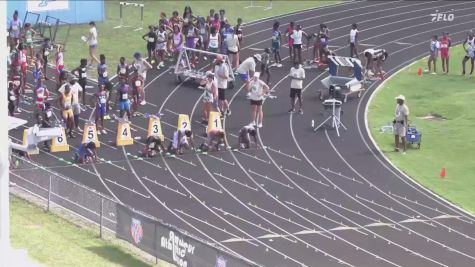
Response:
[368,45,475,215]
[62,0,338,70]
[10,196,154,267]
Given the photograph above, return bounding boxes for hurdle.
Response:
[114,1,144,31]
[244,0,273,10]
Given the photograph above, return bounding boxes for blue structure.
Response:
[7,0,105,25]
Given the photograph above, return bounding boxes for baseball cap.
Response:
[395,95,405,101]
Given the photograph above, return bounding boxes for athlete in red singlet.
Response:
[440,32,451,74]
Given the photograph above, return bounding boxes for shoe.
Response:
[101,129,107,134]
[77,127,83,133]
[97,131,101,135]
[394,148,400,152]
[424,69,430,73]
[431,72,436,75]
[69,132,76,138]
[16,108,21,113]
[140,100,146,105]
[402,151,406,155]
[277,63,283,68]
[203,56,208,61]
[257,123,263,128]
[103,115,110,120]
[288,108,295,113]
[157,65,161,70]
[226,109,231,116]
[201,119,208,125]
[298,109,303,115]
[250,121,256,126]
[269,89,275,93]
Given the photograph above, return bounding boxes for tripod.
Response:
[313,99,347,137]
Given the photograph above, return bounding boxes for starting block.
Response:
[177,114,191,131]
[208,111,222,134]
[51,128,69,152]
[147,115,164,142]
[82,123,100,147]
[116,119,134,146]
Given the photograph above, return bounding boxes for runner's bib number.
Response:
[44,51,49,56]
[121,93,128,100]
[148,37,155,42]
[102,71,108,77]
[135,80,142,87]
[120,68,126,74]
[99,97,107,104]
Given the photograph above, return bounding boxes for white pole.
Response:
[0,1,11,265]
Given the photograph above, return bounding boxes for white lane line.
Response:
[213,206,297,243]
[204,153,235,166]
[104,178,150,198]
[248,202,333,240]
[141,176,188,197]
[394,41,413,45]
[213,172,259,191]
[174,208,260,247]
[236,150,270,164]
[283,168,330,187]
[248,169,294,189]
[320,198,387,226]
[319,167,364,184]
[355,195,436,228]
[164,108,180,115]
[389,192,449,215]
[125,152,162,169]
[176,173,222,194]
[168,155,197,166]
[265,146,302,161]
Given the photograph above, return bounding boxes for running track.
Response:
[10,1,475,266]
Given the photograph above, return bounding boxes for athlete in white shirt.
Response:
[288,62,306,114]
[349,23,359,58]
[246,75,269,128]
[87,21,100,65]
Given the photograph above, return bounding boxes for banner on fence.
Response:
[116,204,260,267]
[27,0,69,12]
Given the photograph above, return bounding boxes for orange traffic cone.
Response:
[417,67,423,77]
[440,167,446,178]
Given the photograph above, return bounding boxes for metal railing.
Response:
[10,155,117,238]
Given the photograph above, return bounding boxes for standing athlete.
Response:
[214,55,231,116]
[426,35,439,74]
[59,85,76,138]
[440,32,451,74]
[271,21,282,67]
[462,31,475,75]
[349,23,359,58]
[288,62,305,114]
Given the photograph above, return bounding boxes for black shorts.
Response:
[79,79,87,90]
[250,99,263,106]
[218,88,226,100]
[227,50,238,55]
[293,44,302,49]
[290,88,302,98]
[147,43,155,52]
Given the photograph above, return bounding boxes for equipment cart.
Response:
[406,126,422,149]
[319,56,365,102]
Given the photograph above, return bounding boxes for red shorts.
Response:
[21,62,28,74]
[441,50,449,59]
[56,64,64,75]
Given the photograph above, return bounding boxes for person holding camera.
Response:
[394,95,409,154]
